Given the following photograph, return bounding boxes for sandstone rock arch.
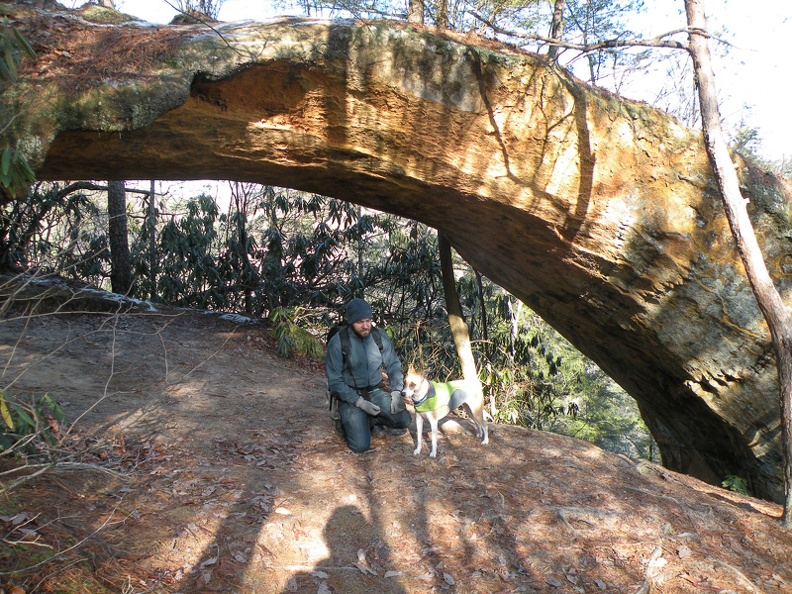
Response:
[4,6,792,500]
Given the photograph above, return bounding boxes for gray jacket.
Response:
[326,327,404,405]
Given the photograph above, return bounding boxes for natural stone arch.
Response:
[4,6,792,500]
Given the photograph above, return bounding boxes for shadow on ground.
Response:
[0,279,790,593]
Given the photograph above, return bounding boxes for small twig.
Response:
[3,536,54,549]
[0,462,54,495]
[0,500,128,576]
[0,457,130,497]
[556,508,577,535]
[713,560,767,593]
[181,324,241,379]
[48,461,130,479]
[160,0,242,55]
[633,545,663,594]
[1,510,43,545]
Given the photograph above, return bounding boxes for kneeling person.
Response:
[326,298,411,452]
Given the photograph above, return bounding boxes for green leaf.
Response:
[12,26,36,59]
[0,434,13,451]
[1,148,10,177]
[0,57,12,82]
[4,49,17,80]
[42,393,66,424]
[0,390,14,430]
[10,403,34,431]
[19,154,36,183]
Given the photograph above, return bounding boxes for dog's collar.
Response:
[411,380,434,406]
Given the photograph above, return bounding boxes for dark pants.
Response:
[338,389,411,453]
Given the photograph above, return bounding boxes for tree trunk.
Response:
[407,0,424,25]
[148,179,157,300]
[435,0,448,29]
[475,270,488,350]
[508,296,521,360]
[685,0,792,528]
[438,232,482,396]
[548,0,566,61]
[356,204,364,278]
[107,180,132,295]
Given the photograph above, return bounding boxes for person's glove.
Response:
[355,396,381,416]
[390,390,406,414]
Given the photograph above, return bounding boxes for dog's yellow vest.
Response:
[414,380,468,413]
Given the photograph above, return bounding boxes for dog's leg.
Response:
[428,415,440,458]
[413,414,424,456]
[465,401,489,445]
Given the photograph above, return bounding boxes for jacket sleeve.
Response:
[326,334,359,405]
[379,331,404,392]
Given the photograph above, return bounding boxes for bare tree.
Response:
[547,0,566,61]
[407,0,424,24]
[173,0,226,20]
[107,181,132,295]
[435,0,448,29]
[438,233,484,398]
[685,0,792,528]
[147,179,157,300]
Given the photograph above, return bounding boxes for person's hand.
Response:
[355,396,381,416]
[390,390,406,414]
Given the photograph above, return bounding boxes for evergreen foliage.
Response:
[0,18,37,201]
[0,389,66,460]
[0,179,651,459]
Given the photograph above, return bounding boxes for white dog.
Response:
[402,370,488,458]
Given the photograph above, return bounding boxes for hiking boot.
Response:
[371,425,386,439]
[385,427,407,436]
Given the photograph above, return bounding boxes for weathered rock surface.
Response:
[3,4,792,500]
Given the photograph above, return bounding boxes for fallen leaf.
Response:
[0,512,33,526]
[546,576,563,587]
[199,545,219,568]
[565,572,579,585]
[353,562,377,576]
[18,528,40,541]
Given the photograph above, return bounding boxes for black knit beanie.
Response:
[346,298,372,324]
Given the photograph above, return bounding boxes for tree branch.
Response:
[469,12,691,54]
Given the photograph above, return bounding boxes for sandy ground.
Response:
[0,277,791,593]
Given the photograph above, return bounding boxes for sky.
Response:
[73,0,791,162]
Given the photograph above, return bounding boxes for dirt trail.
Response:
[0,281,790,593]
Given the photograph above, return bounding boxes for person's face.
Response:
[351,318,372,338]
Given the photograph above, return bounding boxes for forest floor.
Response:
[0,276,791,594]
